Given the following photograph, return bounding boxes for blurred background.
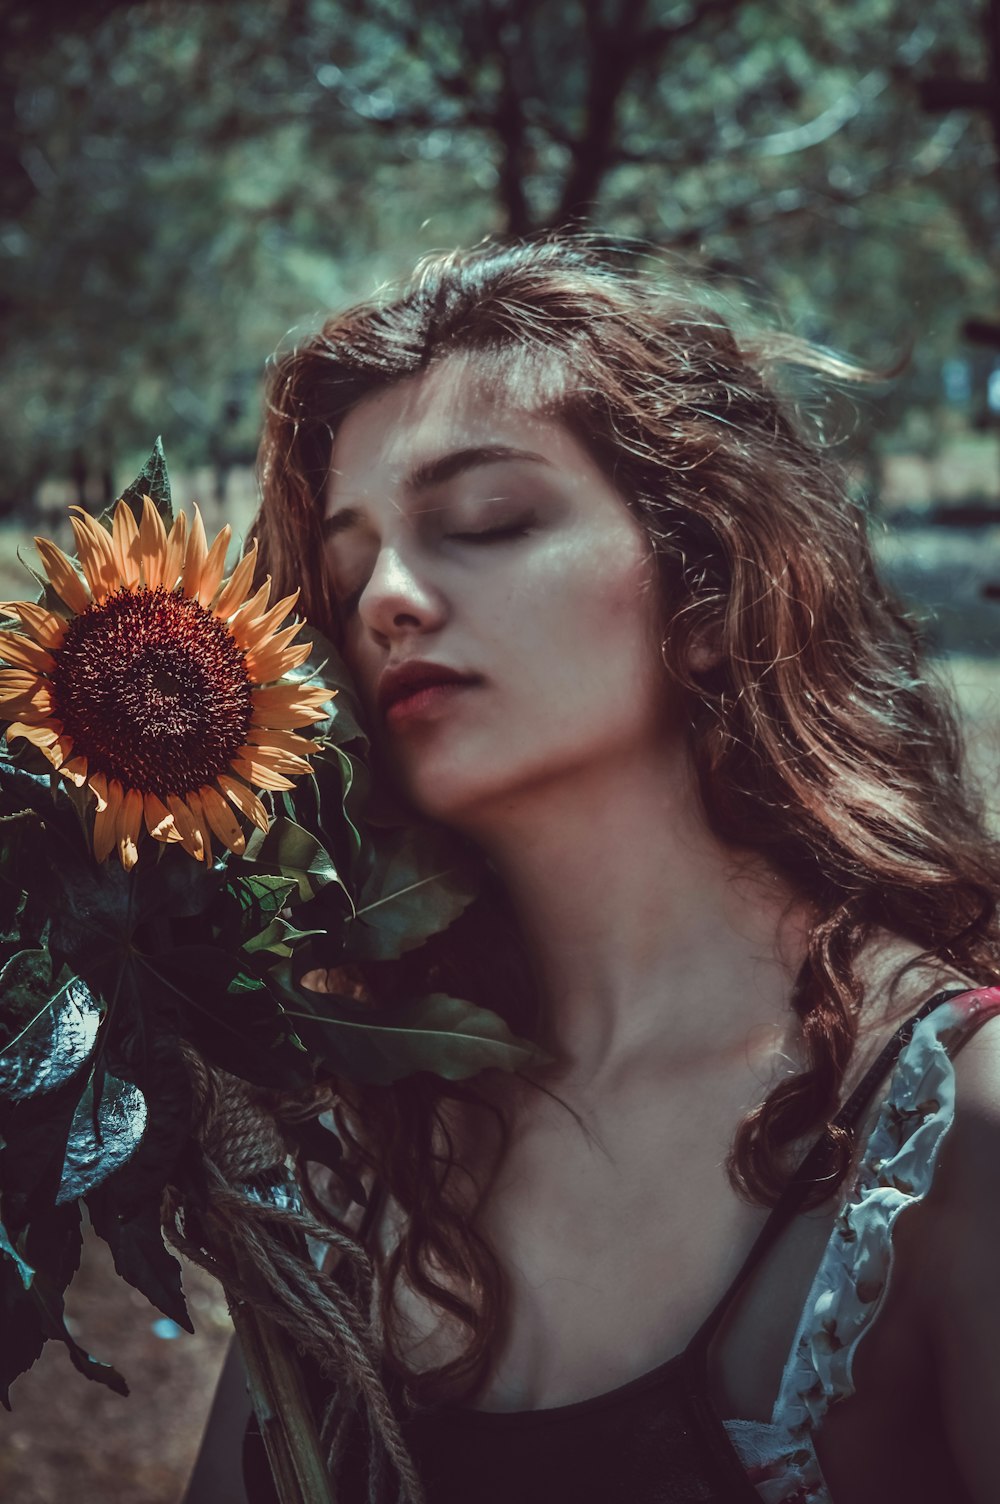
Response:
[1,0,999,1498]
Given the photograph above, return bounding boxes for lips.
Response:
[375,660,480,718]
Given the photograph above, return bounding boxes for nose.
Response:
[356,542,447,642]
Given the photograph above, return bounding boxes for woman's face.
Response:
[322,358,673,829]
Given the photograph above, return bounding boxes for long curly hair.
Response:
[246,237,1000,1468]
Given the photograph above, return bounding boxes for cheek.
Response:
[508,530,661,683]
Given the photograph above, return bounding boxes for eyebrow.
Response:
[322,444,551,539]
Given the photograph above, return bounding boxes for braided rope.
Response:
[163,1047,426,1504]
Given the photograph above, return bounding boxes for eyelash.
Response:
[337,522,533,616]
[445,521,533,543]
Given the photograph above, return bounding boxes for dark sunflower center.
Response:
[51,585,254,798]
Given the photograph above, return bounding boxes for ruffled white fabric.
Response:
[721,987,1000,1504]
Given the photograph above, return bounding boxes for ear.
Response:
[685,622,723,674]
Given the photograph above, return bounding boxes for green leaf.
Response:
[242,817,342,902]
[0,953,102,1102]
[141,947,311,1089]
[0,1218,34,1290]
[0,1253,44,1406]
[56,1068,147,1204]
[342,826,479,961]
[213,871,299,950]
[0,1074,85,1229]
[271,972,544,1084]
[17,1203,128,1399]
[31,1262,129,1396]
[243,915,327,958]
[288,629,369,752]
[85,1192,192,1333]
[113,436,173,528]
[0,809,45,890]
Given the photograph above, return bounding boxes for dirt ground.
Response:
[1,1224,234,1503]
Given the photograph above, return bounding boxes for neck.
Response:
[464,742,813,1090]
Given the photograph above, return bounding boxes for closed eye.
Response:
[445,522,533,543]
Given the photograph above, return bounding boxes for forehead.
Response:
[324,356,588,511]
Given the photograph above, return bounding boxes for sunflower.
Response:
[0,497,331,870]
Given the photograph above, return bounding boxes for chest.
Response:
[385,1078,836,1413]
[382,1079,942,1460]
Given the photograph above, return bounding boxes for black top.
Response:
[244,986,969,1504]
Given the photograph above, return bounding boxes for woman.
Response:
[224,239,1000,1503]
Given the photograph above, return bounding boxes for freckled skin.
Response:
[324,362,672,834]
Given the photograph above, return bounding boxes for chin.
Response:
[387,751,508,831]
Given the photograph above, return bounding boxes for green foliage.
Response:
[0,0,996,506]
[110,436,173,527]
[269,972,540,1085]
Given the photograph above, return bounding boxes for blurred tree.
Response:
[0,0,997,509]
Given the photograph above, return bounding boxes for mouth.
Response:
[376,663,482,725]
[383,676,480,726]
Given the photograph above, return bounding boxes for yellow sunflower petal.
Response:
[4,683,56,718]
[88,771,110,813]
[228,754,296,791]
[139,496,169,591]
[181,506,208,598]
[245,726,321,756]
[111,501,141,589]
[3,601,67,651]
[92,777,123,863]
[229,578,271,628]
[251,684,332,730]
[117,787,143,871]
[6,720,61,749]
[162,511,188,591]
[36,735,73,770]
[0,668,41,698]
[198,782,246,856]
[184,788,214,865]
[216,773,269,832]
[33,538,91,615]
[0,632,55,674]
[144,791,182,842]
[213,544,259,621]
[69,509,118,602]
[60,756,89,787]
[195,524,232,609]
[245,639,313,684]
[166,794,206,863]
[231,591,301,653]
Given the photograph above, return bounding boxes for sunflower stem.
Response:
[230,1286,337,1504]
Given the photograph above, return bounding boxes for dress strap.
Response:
[684,983,974,1357]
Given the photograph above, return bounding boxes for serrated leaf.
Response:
[272,973,545,1084]
[0,1257,44,1406]
[243,915,327,957]
[0,952,102,1102]
[86,1191,191,1332]
[10,1203,127,1397]
[31,1263,129,1396]
[56,1069,147,1204]
[242,817,342,902]
[112,436,173,528]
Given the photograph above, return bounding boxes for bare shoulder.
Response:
[852,928,977,1036]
